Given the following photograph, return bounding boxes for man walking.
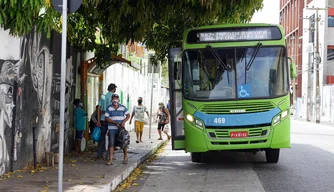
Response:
[96,83,117,159]
[129,97,149,143]
[105,94,130,165]
[166,99,171,112]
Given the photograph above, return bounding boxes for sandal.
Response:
[122,159,128,164]
[158,138,163,140]
[106,162,113,165]
[136,141,139,143]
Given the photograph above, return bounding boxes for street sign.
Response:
[52,0,82,14]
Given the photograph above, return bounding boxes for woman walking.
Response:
[155,102,171,140]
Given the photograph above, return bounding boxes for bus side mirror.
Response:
[269,69,277,84]
[290,62,297,79]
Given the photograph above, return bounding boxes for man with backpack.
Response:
[105,94,130,165]
[96,83,117,159]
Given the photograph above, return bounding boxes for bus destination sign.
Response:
[199,29,271,42]
[186,26,282,43]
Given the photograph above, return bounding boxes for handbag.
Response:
[91,126,101,142]
[164,123,170,133]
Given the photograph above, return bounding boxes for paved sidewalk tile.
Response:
[0,123,168,192]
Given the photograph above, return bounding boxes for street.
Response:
[122,120,334,192]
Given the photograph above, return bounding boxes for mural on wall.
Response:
[51,56,74,152]
[20,32,54,161]
[0,29,77,176]
[0,59,26,175]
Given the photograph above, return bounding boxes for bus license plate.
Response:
[230,132,248,138]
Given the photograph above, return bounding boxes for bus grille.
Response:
[209,128,269,138]
[199,101,275,114]
[211,140,268,145]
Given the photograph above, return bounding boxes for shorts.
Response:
[107,130,118,148]
[135,121,145,132]
[157,123,165,131]
[75,130,84,139]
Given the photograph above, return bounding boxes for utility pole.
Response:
[315,8,320,123]
[306,6,327,123]
[306,16,312,122]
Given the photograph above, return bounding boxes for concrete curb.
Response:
[101,139,167,191]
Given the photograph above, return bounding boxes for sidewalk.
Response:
[0,123,167,192]
[292,115,334,128]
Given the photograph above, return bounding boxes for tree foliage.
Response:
[0,0,263,66]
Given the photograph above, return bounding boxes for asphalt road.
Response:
[122,120,334,192]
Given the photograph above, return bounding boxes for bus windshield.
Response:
[183,46,289,100]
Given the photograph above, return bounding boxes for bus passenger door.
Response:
[168,48,185,150]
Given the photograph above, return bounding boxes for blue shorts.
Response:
[75,130,84,139]
[108,130,118,148]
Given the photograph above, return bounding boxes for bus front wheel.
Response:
[191,152,202,163]
[265,149,280,163]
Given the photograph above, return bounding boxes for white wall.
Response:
[105,63,168,131]
[0,29,20,60]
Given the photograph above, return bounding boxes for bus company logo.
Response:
[230,109,246,113]
[187,103,197,110]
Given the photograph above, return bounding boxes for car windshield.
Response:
[183,46,289,100]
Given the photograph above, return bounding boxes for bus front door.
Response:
[168,48,185,150]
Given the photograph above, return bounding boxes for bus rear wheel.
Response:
[191,152,202,163]
[265,149,280,163]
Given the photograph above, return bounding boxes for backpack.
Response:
[117,127,130,149]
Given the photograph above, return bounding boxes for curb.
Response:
[101,139,167,192]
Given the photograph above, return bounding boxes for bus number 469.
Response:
[214,118,225,124]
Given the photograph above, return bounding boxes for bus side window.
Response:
[192,61,200,91]
[174,61,181,80]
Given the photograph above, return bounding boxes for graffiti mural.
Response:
[21,32,54,160]
[0,29,78,176]
[51,56,75,152]
[0,59,26,175]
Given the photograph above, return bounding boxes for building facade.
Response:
[280,0,305,102]
[280,0,334,121]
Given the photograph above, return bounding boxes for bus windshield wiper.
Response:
[206,45,230,84]
[206,45,229,70]
[246,42,262,70]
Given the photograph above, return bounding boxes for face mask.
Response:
[138,100,142,104]
[112,99,119,105]
[79,102,83,107]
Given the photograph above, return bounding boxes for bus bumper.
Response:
[184,118,290,152]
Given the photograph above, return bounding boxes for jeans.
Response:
[97,121,108,158]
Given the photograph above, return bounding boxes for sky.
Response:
[251,0,280,24]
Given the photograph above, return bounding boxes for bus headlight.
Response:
[281,110,288,118]
[186,114,194,122]
[272,109,289,126]
[272,115,281,125]
[195,119,203,127]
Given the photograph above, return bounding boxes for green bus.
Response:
[168,23,297,163]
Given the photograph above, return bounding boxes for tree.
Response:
[0,0,263,66]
